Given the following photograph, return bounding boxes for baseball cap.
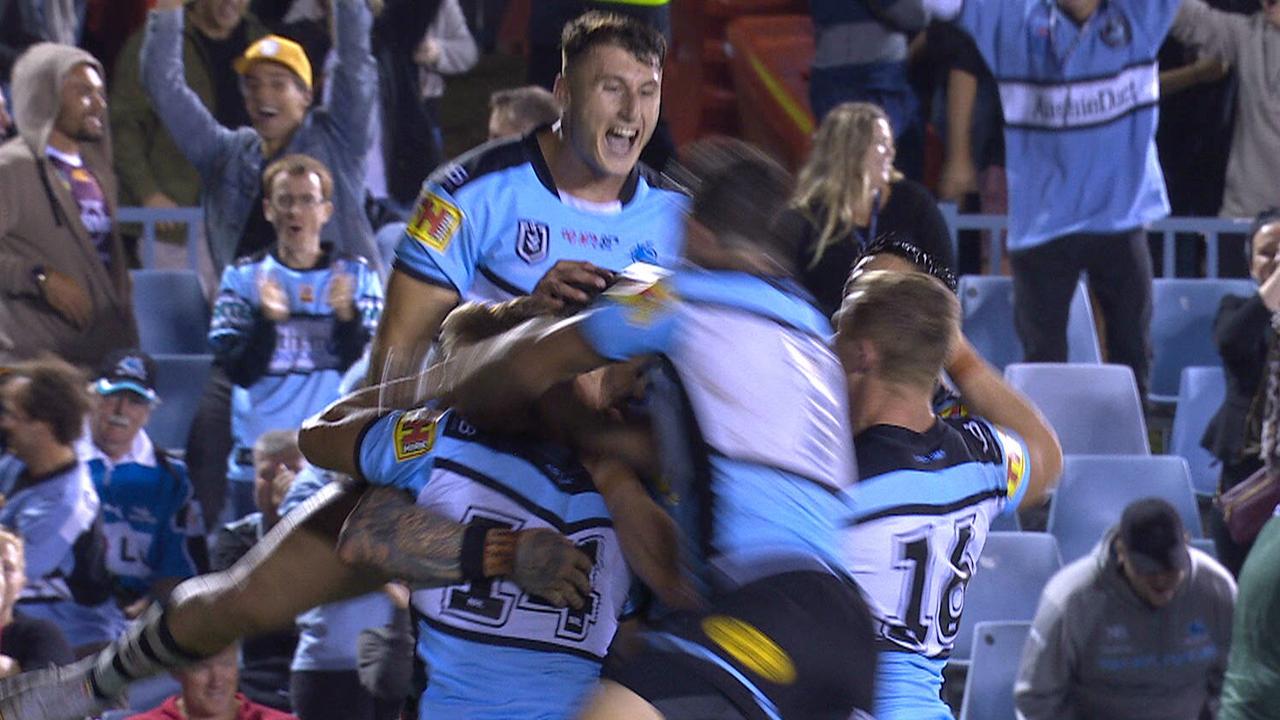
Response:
[92,349,158,403]
[1119,498,1190,575]
[234,35,312,92]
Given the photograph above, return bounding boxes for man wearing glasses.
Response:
[208,154,384,522]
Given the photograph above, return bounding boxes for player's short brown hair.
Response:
[2,356,88,446]
[836,270,958,389]
[561,11,666,73]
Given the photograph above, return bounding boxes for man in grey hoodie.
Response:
[1015,498,1237,720]
[0,42,138,369]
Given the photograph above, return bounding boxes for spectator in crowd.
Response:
[1015,498,1237,720]
[0,43,138,369]
[111,0,267,279]
[1171,0,1280,220]
[140,0,381,278]
[78,349,208,648]
[354,582,413,712]
[1203,209,1280,575]
[1218,513,1280,719]
[280,466,399,720]
[209,429,303,712]
[0,0,86,83]
[487,85,561,140]
[810,0,928,179]
[332,0,466,219]
[208,154,383,522]
[410,0,478,186]
[786,101,954,317]
[0,529,75,676]
[934,0,1177,399]
[125,642,297,720]
[0,357,112,655]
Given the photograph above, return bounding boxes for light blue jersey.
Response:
[843,416,1030,719]
[577,264,857,573]
[394,133,688,302]
[956,0,1175,250]
[357,409,632,720]
[0,455,105,647]
[279,466,394,672]
[210,248,383,482]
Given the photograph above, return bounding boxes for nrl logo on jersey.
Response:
[394,408,440,462]
[516,220,550,264]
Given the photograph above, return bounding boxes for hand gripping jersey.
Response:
[393,132,689,302]
[842,415,1031,719]
[956,0,1176,250]
[578,264,857,569]
[210,249,384,481]
[358,409,632,720]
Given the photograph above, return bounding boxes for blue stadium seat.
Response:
[1169,366,1227,495]
[958,621,1033,720]
[146,354,214,452]
[958,275,1102,371]
[131,269,211,355]
[990,508,1021,532]
[1150,278,1256,402]
[953,532,1061,663]
[1004,363,1149,455]
[1046,455,1202,565]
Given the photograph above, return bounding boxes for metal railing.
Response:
[117,206,204,272]
[936,203,1254,277]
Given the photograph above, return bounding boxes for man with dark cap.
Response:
[1015,498,1238,720]
[75,349,206,652]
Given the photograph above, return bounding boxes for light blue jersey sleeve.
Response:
[10,493,90,580]
[353,261,385,336]
[357,408,446,496]
[989,421,1032,515]
[394,182,488,294]
[577,265,681,361]
[208,263,256,354]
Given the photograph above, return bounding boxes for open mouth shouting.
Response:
[604,125,640,157]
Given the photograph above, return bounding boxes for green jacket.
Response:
[109,6,267,236]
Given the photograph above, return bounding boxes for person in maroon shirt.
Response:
[126,643,296,720]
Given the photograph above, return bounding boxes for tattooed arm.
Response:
[337,486,594,606]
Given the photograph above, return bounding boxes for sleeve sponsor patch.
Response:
[406,191,462,252]
[994,427,1028,499]
[603,262,675,326]
[394,408,440,462]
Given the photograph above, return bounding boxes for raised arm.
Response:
[946,335,1063,509]
[1171,0,1249,65]
[140,0,238,174]
[324,0,377,157]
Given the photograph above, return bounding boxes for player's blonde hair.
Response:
[836,270,958,389]
[792,102,903,267]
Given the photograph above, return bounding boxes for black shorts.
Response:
[603,569,877,720]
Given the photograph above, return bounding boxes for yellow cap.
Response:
[234,35,312,92]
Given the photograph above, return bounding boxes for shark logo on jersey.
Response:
[630,241,658,264]
[394,409,439,462]
[516,220,550,264]
[1099,11,1132,48]
[407,192,462,252]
